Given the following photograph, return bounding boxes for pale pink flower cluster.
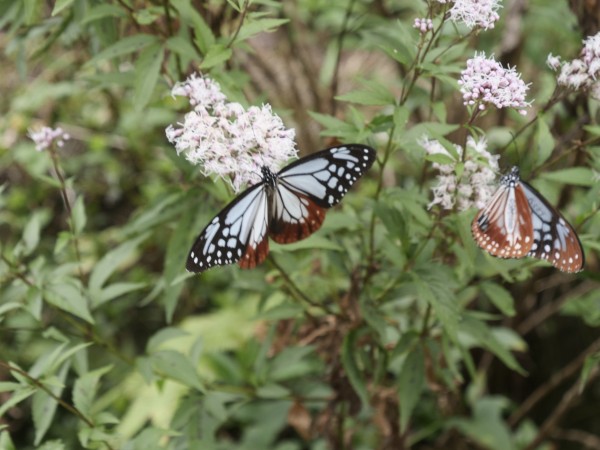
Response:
[458,53,530,115]
[448,0,501,30]
[166,74,297,192]
[422,136,499,210]
[28,126,70,151]
[413,18,433,33]
[552,32,600,98]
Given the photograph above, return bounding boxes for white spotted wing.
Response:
[186,144,376,273]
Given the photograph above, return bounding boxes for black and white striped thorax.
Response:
[187,144,377,273]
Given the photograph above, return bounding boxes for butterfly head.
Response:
[501,166,521,187]
[260,166,277,187]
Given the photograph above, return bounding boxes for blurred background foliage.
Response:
[1,0,599,449]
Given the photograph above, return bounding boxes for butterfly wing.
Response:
[269,144,376,243]
[186,183,270,273]
[520,181,584,273]
[471,182,534,259]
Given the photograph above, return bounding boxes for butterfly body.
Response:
[472,166,584,273]
[187,145,376,273]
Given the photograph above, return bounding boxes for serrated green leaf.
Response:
[146,327,189,353]
[165,36,200,61]
[399,345,425,432]
[86,34,158,67]
[32,363,69,445]
[71,196,86,234]
[73,365,112,418]
[0,385,35,417]
[536,117,554,166]
[51,0,73,16]
[171,0,215,53]
[540,168,594,186]
[97,282,146,307]
[411,266,460,341]
[89,233,148,301]
[200,44,233,69]
[341,330,370,409]
[81,4,126,24]
[150,350,204,391]
[44,282,94,324]
[133,43,164,111]
[461,316,525,374]
[256,383,291,399]
[425,152,456,165]
[337,80,395,106]
[234,17,289,43]
[480,282,515,316]
[22,212,42,255]
[0,430,16,450]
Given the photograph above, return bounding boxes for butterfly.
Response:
[187,144,376,273]
[471,166,584,273]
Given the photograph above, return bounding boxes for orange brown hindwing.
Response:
[269,195,327,244]
[471,179,533,259]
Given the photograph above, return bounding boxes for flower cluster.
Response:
[28,126,70,152]
[413,18,433,34]
[448,0,502,30]
[458,52,530,115]
[551,32,600,98]
[422,136,499,211]
[166,74,297,192]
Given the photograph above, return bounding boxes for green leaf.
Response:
[150,350,204,391]
[425,152,456,165]
[89,233,148,302]
[450,397,513,450]
[256,383,291,399]
[0,431,16,450]
[540,168,594,186]
[399,345,425,432]
[32,362,69,445]
[341,330,370,410]
[234,17,289,43]
[337,80,395,106]
[71,195,86,234]
[0,385,35,418]
[461,316,525,374]
[536,117,554,166]
[580,353,600,392]
[51,0,73,16]
[480,282,515,316]
[200,44,233,69]
[411,266,460,341]
[82,4,126,24]
[133,43,164,111]
[165,36,200,61]
[170,0,215,53]
[146,327,189,353]
[44,282,94,324]
[97,282,146,307]
[73,365,112,418]
[86,34,158,66]
[22,211,43,255]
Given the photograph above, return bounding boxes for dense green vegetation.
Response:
[1,1,599,449]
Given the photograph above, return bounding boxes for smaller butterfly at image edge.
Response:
[471,166,585,273]
[186,144,377,273]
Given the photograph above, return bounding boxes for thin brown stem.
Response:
[509,335,600,427]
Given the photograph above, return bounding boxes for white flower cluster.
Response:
[422,136,499,210]
[413,18,433,34]
[28,126,70,152]
[458,52,531,115]
[551,32,600,98]
[166,74,297,192]
[448,0,502,30]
